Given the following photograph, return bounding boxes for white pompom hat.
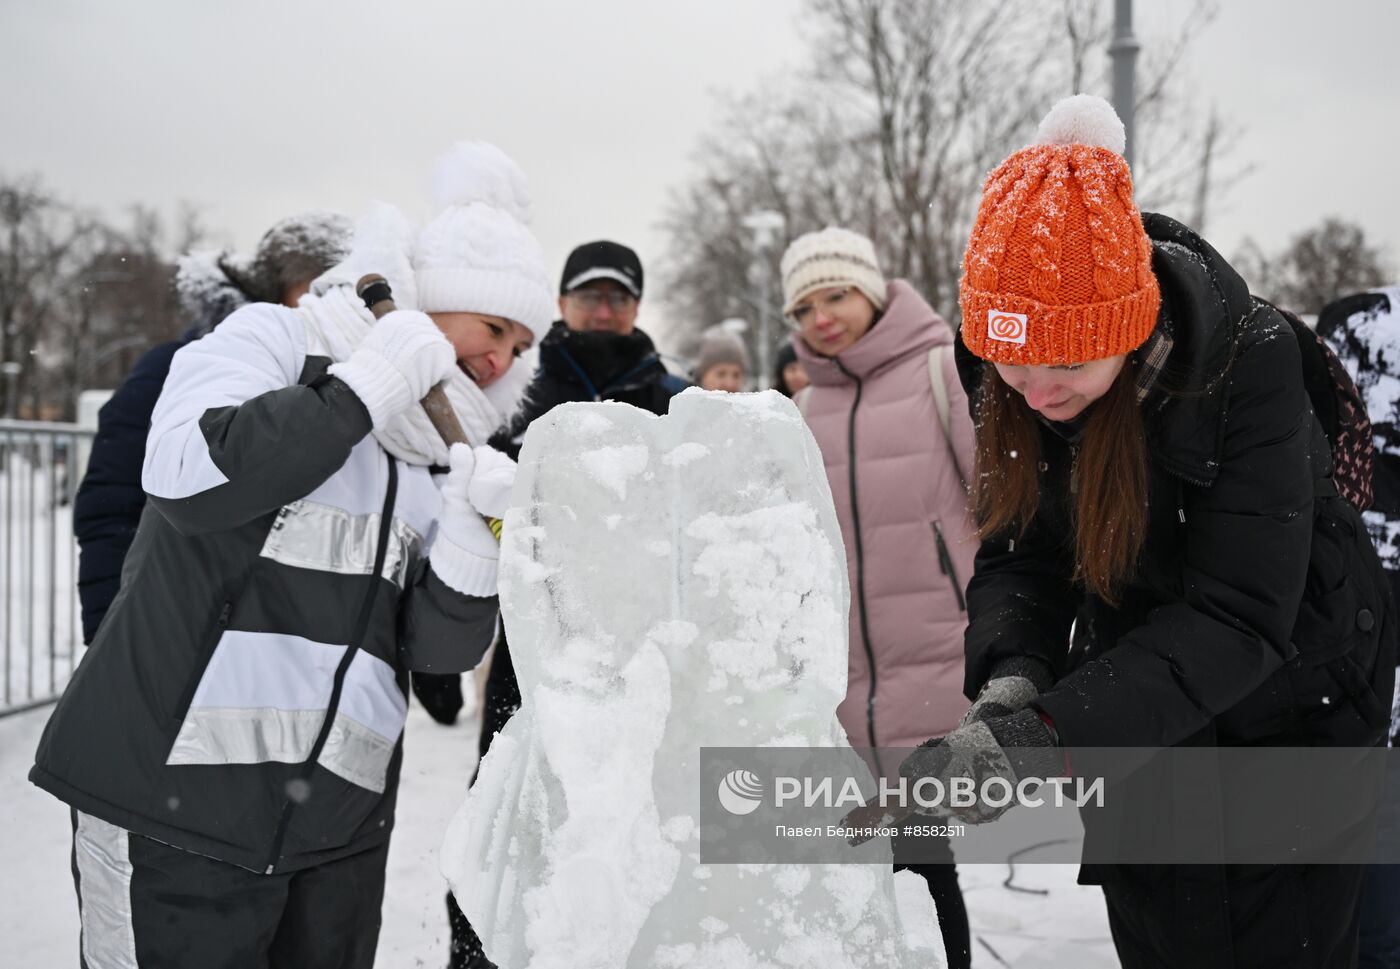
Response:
[412,142,555,341]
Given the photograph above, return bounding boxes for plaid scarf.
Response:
[1134,317,1174,405]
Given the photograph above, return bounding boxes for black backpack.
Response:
[1267,300,1376,512]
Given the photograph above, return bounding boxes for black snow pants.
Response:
[898,861,971,969]
[70,809,388,968]
[891,827,971,969]
[1102,862,1365,969]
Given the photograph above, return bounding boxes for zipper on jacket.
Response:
[170,601,232,726]
[601,355,666,397]
[836,359,883,775]
[263,456,399,874]
[557,346,602,401]
[932,520,967,612]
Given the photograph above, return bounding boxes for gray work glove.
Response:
[901,709,1063,824]
[961,656,1055,728]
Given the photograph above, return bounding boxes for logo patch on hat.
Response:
[988,310,1028,345]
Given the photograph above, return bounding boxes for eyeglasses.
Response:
[569,289,637,312]
[787,287,852,329]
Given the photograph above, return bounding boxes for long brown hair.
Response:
[971,359,1148,605]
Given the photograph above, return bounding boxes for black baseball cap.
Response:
[559,240,643,298]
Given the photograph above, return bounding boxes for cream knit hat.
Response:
[780,227,888,315]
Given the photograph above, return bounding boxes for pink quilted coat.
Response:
[794,279,977,753]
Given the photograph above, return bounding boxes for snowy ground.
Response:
[0,699,1114,968]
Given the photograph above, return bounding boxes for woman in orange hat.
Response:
[900,94,1395,967]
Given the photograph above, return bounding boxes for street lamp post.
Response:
[742,210,786,390]
[1109,0,1140,170]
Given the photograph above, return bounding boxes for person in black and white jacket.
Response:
[31,142,552,969]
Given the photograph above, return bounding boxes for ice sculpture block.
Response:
[442,388,944,969]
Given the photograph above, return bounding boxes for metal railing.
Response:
[0,419,91,716]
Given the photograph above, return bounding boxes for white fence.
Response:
[0,420,91,716]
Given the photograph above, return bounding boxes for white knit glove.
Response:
[328,310,455,428]
[428,443,504,598]
[454,444,518,520]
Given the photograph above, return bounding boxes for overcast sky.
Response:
[3,0,1397,348]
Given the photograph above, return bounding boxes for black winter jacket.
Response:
[74,338,185,642]
[958,214,1394,753]
[957,216,1396,966]
[489,322,688,460]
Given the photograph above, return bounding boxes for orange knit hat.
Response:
[960,94,1160,366]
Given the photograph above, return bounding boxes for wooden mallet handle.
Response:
[355,273,471,449]
[354,273,504,541]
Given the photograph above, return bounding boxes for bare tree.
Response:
[0,177,103,418]
[657,94,885,358]
[807,0,1064,314]
[1,174,206,420]
[49,207,193,412]
[658,0,1238,368]
[1236,219,1394,316]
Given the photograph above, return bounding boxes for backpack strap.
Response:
[928,345,968,490]
[1258,297,1375,510]
[927,344,952,438]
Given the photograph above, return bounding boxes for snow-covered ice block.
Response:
[442,389,945,969]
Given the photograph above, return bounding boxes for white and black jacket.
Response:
[32,304,498,874]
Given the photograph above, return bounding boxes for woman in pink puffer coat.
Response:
[783,226,976,969]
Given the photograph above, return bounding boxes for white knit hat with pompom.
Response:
[413,142,554,341]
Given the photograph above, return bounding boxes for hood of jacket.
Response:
[1137,212,1255,485]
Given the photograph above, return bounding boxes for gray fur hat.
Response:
[224,210,354,305]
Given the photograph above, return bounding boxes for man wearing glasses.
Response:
[501,239,686,427]
[438,240,688,969]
